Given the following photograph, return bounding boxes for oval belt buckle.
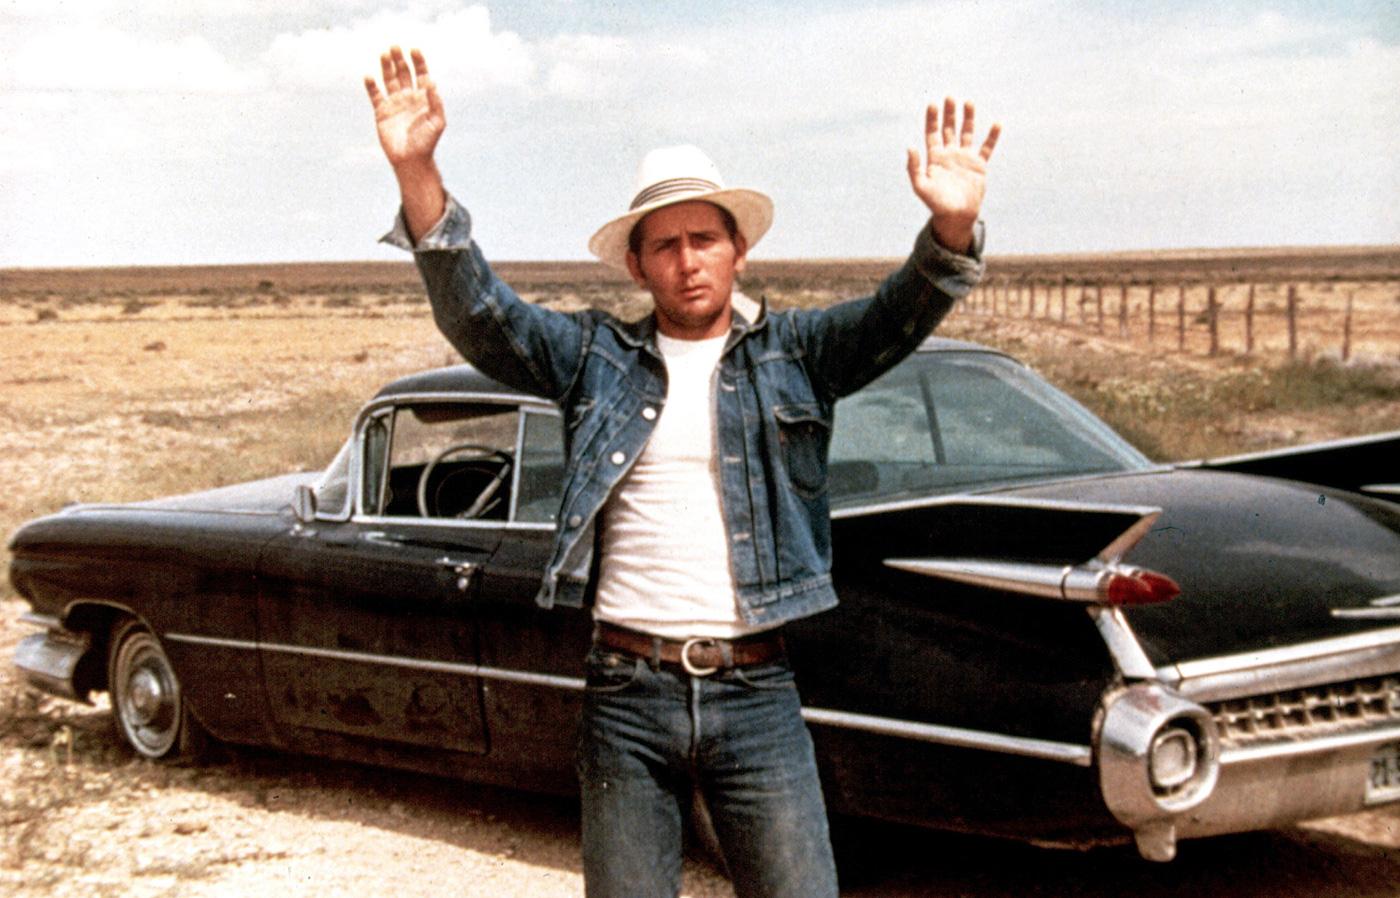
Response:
[680,637,720,677]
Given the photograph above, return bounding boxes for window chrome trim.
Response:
[1159,625,1400,703]
[164,632,1093,765]
[351,514,556,533]
[343,392,560,528]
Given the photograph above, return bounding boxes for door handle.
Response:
[437,556,479,592]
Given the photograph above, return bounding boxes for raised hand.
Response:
[365,46,445,168]
[364,46,447,243]
[906,97,1001,252]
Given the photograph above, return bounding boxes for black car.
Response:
[11,337,1400,862]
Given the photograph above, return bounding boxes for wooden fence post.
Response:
[1096,285,1105,333]
[1287,284,1299,360]
[1342,292,1353,362]
[1117,284,1129,338]
[1207,285,1219,356]
[1060,279,1068,323]
[1147,283,1157,343]
[1177,284,1186,352]
[1244,284,1255,355]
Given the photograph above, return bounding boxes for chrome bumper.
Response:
[1100,627,1400,861]
[14,625,92,702]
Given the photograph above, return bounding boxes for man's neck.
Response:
[654,304,733,341]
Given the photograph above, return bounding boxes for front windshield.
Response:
[828,350,1151,506]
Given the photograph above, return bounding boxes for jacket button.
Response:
[567,514,582,528]
[610,451,626,465]
[642,407,657,420]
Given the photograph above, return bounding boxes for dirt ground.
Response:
[2,264,1398,896]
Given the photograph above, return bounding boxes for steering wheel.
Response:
[416,443,514,519]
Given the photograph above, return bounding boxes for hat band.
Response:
[629,177,722,211]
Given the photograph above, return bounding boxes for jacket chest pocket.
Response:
[773,403,831,500]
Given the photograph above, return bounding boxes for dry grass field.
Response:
[1,249,1398,896]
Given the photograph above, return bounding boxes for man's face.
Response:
[625,201,747,340]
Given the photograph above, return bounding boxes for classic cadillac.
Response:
[10,337,1400,862]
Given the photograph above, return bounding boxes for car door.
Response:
[471,407,596,789]
[256,399,521,757]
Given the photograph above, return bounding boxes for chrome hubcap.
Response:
[127,666,165,725]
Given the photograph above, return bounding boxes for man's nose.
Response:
[678,242,699,271]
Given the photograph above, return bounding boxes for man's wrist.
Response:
[930,214,978,254]
[394,158,447,244]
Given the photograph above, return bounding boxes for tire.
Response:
[108,618,209,760]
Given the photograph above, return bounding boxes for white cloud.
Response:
[3,1,1396,265]
[263,5,535,93]
[541,34,632,99]
[2,22,260,93]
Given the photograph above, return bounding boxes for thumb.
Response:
[905,148,922,189]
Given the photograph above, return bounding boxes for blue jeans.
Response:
[577,646,838,898]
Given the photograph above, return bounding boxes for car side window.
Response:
[367,402,520,520]
[829,353,1148,503]
[515,411,565,525]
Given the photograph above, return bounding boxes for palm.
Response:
[911,144,988,220]
[375,87,443,163]
[364,47,445,167]
[906,97,1001,248]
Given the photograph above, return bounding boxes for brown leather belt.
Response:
[594,621,786,676]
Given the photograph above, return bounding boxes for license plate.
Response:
[1368,741,1400,805]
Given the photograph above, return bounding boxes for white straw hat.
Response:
[588,145,773,270]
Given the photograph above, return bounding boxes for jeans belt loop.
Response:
[681,637,721,677]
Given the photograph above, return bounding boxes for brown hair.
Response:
[627,202,740,258]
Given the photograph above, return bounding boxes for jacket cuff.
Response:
[910,218,986,298]
[378,192,474,252]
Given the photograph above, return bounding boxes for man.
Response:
[366,45,999,898]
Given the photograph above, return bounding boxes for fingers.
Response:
[921,96,1000,161]
[379,50,400,93]
[906,147,922,188]
[980,123,1002,161]
[374,45,431,95]
[391,45,413,90]
[924,102,938,161]
[411,47,430,82]
[363,75,383,110]
[426,77,445,121]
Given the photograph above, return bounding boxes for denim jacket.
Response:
[385,196,985,627]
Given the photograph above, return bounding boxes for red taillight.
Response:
[1103,568,1180,605]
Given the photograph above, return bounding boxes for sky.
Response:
[1,0,1396,267]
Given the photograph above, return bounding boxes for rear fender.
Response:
[1182,430,1400,499]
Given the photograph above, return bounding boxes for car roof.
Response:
[374,335,1008,402]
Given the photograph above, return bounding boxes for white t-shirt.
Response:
[593,330,765,638]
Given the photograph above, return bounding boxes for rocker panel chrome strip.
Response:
[165,633,1094,765]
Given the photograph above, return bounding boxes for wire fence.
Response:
[953,276,1400,363]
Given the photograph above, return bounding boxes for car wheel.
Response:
[108,618,208,760]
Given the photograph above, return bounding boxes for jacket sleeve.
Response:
[381,194,587,402]
[791,219,986,401]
